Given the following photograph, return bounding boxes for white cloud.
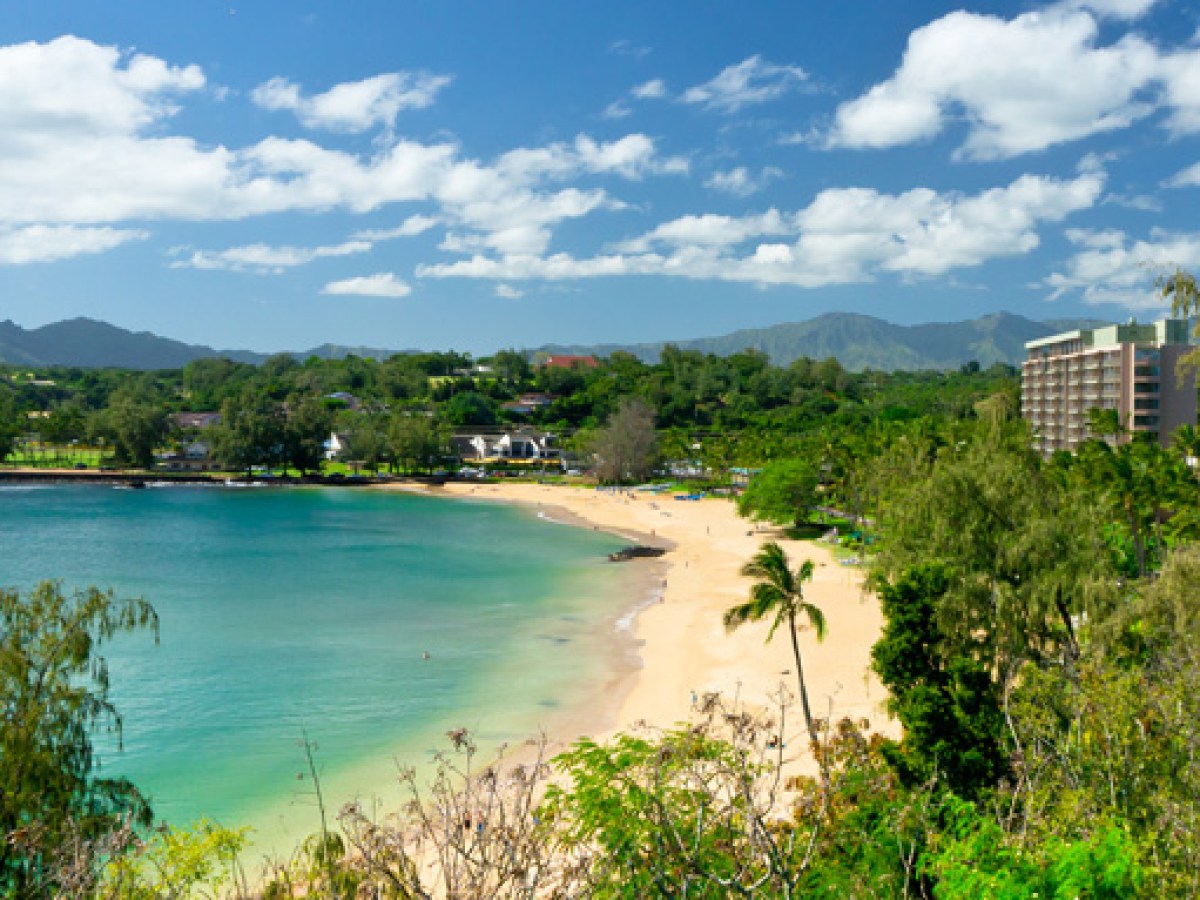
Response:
[682,56,808,113]
[322,272,412,298]
[0,37,696,266]
[251,71,451,133]
[1101,191,1162,211]
[1159,49,1200,135]
[1060,0,1160,20]
[0,35,203,141]
[631,79,667,100]
[603,78,668,120]
[1046,228,1200,308]
[617,210,793,253]
[352,214,440,241]
[608,40,651,59]
[495,284,524,299]
[173,239,372,273]
[705,166,782,197]
[830,8,1164,159]
[422,171,1103,288]
[0,224,147,264]
[602,100,631,120]
[574,134,688,179]
[1166,160,1200,188]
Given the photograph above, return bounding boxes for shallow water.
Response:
[0,484,631,850]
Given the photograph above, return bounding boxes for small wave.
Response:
[0,484,48,491]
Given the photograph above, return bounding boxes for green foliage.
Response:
[389,412,449,474]
[100,819,249,898]
[928,800,1142,900]
[873,429,1113,670]
[281,393,334,475]
[441,390,497,426]
[101,390,170,468]
[213,390,283,474]
[872,565,1008,798]
[546,726,787,897]
[0,582,158,895]
[0,385,18,462]
[736,458,819,526]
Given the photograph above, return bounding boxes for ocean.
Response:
[0,483,636,853]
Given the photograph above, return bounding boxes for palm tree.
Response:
[1171,424,1200,475]
[724,542,826,751]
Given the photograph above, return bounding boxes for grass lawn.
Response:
[7,446,107,468]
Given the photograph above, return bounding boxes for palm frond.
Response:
[801,601,827,641]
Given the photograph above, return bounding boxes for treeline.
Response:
[0,346,1017,474]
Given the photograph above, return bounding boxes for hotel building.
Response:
[1021,318,1196,454]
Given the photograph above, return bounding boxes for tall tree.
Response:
[213,391,283,475]
[871,564,1008,798]
[724,542,826,752]
[736,458,819,527]
[103,392,169,469]
[0,583,158,895]
[390,413,449,474]
[590,397,659,484]
[282,395,334,476]
[0,387,18,464]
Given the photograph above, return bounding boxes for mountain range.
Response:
[539,312,1107,371]
[0,312,1111,372]
[0,318,399,370]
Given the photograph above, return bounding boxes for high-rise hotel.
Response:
[1021,318,1196,454]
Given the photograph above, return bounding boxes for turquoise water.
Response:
[0,484,634,851]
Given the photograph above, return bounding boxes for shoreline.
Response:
[394,482,897,774]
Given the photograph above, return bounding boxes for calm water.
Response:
[0,484,633,850]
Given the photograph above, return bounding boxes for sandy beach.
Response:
[413,481,895,768]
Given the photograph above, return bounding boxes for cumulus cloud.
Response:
[172,239,372,273]
[1046,227,1200,308]
[829,7,1167,159]
[495,284,524,299]
[574,134,688,179]
[421,171,1103,288]
[705,166,782,197]
[251,71,451,133]
[0,37,700,267]
[0,35,203,140]
[682,56,808,113]
[322,272,412,297]
[0,225,147,265]
[616,210,794,253]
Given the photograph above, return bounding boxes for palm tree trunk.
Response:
[788,609,818,751]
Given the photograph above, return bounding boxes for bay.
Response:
[0,484,633,852]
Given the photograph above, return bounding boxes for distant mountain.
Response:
[539,312,1112,371]
[0,319,404,369]
[0,311,1117,372]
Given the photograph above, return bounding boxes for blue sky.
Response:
[1,0,1199,355]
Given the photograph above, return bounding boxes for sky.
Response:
[1,0,1199,356]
